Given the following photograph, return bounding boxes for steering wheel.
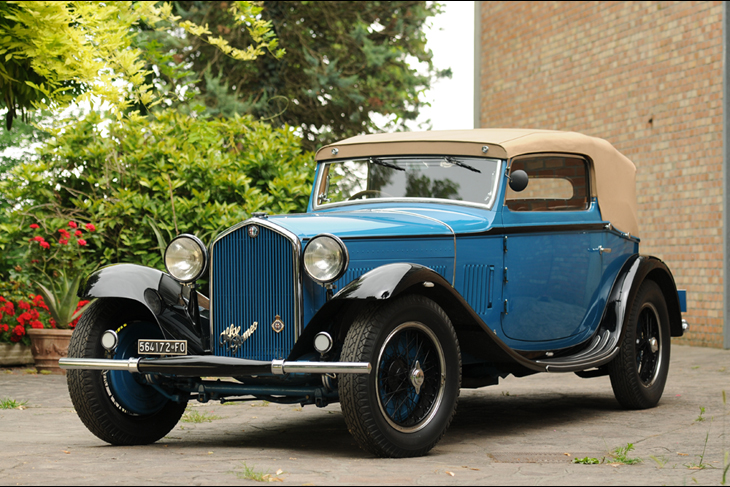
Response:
[348,189,390,200]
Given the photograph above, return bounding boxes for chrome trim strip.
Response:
[271,359,371,375]
[59,357,140,373]
[209,217,304,346]
[59,357,371,375]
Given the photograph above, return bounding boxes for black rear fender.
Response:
[618,256,684,338]
[81,264,206,354]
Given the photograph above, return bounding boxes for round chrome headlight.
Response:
[303,234,348,284]
[164,234,208,283]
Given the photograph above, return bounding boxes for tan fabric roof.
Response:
[316,129,639,236]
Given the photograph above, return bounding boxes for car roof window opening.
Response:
[319,156,502,208]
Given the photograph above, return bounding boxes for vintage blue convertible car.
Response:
[61,129,688,458]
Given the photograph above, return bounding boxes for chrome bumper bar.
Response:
[59,356,371,376]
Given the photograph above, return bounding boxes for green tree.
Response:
[164,1,449,150]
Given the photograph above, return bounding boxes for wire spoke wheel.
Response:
[340,295,461,458]
[609,280,671,410]
[376,322,446,432]
[636,303,662,386]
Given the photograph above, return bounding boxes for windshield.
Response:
[315,156,502,209]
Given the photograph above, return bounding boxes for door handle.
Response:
[589,246,612,254]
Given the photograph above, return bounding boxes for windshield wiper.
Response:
[444,156,481,173]
[369,157,405,171]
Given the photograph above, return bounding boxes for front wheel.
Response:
[608,280,671,409]
[339,295,461,457]
[67,299,188,445]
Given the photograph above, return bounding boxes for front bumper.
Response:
[59,355,371,377]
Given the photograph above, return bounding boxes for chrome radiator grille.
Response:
[210,222,299,360]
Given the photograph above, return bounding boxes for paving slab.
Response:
[1,344,729,485]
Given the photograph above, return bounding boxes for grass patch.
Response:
[0,398,27,409]
[233,463,283,482]
[181,410,222,423]
[573,456,601,464]
[610,443,642,465]
[696,406,706,422]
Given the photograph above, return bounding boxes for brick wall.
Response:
[478,1,724,347]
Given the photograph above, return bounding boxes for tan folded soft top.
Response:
[316,129,638,237]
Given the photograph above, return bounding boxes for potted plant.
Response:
[23,221,97,374]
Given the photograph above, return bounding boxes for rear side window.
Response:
[505,155,589,211]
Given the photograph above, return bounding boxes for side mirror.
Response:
[509,169,529,192]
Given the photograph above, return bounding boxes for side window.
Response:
[505,155,589,211]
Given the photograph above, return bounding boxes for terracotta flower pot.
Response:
[27,328,74,375]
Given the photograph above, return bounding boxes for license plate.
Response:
[137,339,187,355]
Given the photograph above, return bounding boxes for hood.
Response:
[266,206,496,240]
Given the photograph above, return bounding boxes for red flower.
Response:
[68,221,78,229]
[75,230,82,237]
[58,228,70,237]
[11,324,25,336]
[49,318,56,328]
[18,300,31,311]
[59,238,69,245]
[29,309,39,320]
[77,239,87,246]
[85,223,96,232]
[77,300,90,308]
[0,324,9,333]
[17,311,32,326]
[3,302,15,316]
[39,241,50,249]
[30,321,44,329]
[30,223,40,229]
[0,296,5,303]
[33,235,45,242]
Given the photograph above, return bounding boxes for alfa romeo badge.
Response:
[248,225,259,238]
[271,315,284,333]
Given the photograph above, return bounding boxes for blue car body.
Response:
[65,129,687,457]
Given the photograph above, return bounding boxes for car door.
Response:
[500,154,605,347]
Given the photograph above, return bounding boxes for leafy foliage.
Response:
[164,1,449,150]
[0,1,281,129]
[0,110,314,277]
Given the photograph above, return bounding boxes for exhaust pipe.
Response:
[59,355,371,377]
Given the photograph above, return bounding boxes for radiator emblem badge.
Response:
[248,225,259,238]
[271,315,285,333]
[220,322,258,353]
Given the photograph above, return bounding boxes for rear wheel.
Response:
[608,280,671,409]
[67,299,188,445]
[339,295,461,457]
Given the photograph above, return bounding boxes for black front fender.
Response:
[81,264,206,354]
[334,263,449,301]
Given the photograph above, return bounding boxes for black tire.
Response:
[339,295,461,458]
[608,280,671,409]
[67,299,188,445]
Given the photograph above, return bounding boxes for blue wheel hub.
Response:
[107,322,168,415]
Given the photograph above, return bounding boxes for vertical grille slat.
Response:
[212,225,297,360]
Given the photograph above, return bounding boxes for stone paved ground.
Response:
[1,344,729,485]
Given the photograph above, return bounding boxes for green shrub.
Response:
[0,110,314,278]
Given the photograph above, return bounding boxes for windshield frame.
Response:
[312,156,504,211]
